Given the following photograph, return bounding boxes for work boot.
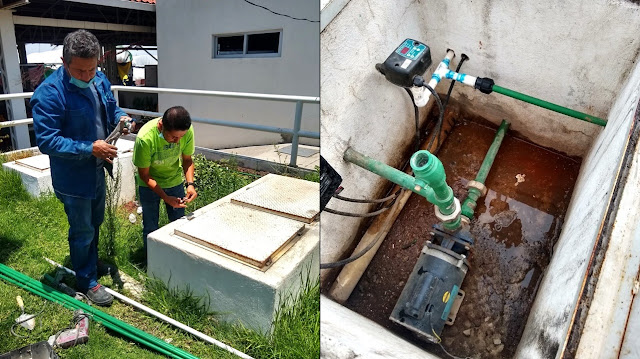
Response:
[84,284,113,307]
[97,261,115,278]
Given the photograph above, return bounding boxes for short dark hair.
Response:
[162,106,192,131]
[63,30,101,64]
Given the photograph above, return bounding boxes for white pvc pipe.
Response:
[43,257,255,359]
[412,50,456,107]
[0,92,33,101]
[412,50,482,107]
[0,118,33,129]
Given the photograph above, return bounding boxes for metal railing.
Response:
[0,87,320,167]
[112,86,319,166]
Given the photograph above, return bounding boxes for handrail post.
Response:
[113,88,119,106]
[289,101,303,167]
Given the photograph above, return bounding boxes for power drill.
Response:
[48,310,90,349]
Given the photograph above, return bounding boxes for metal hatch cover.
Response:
[230,174,320,223]
[173,202,305,270]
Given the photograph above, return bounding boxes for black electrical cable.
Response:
[10,300,48,338]
[422,84,445,151]
[242,0,319,22]
[320,232,384,269]
[320,190,404,269]
[443,54,469,110]
[404,88,421,152]
[333,188,402,204]
[323,197,397,218]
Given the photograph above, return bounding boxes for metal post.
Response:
[289,101,303,167]
[113,88,119,106]
[0,11,30,149]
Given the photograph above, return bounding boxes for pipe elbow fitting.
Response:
[410,86,429,107]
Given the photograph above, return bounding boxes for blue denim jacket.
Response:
[31,67,127,199]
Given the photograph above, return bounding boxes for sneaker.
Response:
[84,284,113,307]
[97,261,115,278]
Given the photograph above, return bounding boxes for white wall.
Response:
[155,0,319,149]
[320,0,640,273]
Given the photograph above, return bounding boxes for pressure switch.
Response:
[376,39,432,88]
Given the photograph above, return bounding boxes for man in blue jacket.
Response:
[31,30,131,306]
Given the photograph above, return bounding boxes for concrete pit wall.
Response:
[321,1,640,358]
[320,0,640,281]
[516,48,640,359]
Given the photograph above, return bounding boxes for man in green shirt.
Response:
[133,106,197,256]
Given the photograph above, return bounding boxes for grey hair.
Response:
[62,30,101,64]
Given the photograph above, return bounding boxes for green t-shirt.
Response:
[133,118,195,188]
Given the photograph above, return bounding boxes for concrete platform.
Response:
[147,174,320,333]
[217,144,320,170]
[1,139,136,205]
[3,153,53,196]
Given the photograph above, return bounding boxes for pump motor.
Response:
[375,39,432,88]
[390,225,473,343]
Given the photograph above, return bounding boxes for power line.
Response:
[242,0,319,23]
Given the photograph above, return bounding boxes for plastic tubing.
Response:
[0,264,197,359]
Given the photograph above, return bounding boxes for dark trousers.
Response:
[55,167,105,291]
[138,184,185,252]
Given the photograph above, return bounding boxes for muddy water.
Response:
[345,118,580,359]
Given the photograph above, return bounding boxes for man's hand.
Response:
[119,116,133,135]
[184,186,198,203]
[164,196,187,209]
[92,140,118,163]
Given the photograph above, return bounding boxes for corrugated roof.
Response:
[127,0,156,4]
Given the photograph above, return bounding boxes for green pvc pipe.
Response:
[0,274,179,359]
[409,150,461,231]
[0,264,197,359]
[0,270,187,359]
[344,147,435,200]
[344,147,460,229]
[492,85,606,127]
[0,267,193,359]
[461,120,510,219]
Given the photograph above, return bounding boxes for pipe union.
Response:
[435,197,461,223]
[467,180,488,197]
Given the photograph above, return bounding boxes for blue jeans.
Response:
[139,184,185,253]
[55,167,105,291]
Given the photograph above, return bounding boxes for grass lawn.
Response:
[0,155,319,359]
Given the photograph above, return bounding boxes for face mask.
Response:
[69,75,95,89]
[158,131,165,140]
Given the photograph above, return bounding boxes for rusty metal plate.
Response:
[231,175,319,223]
[174,202,304,269]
